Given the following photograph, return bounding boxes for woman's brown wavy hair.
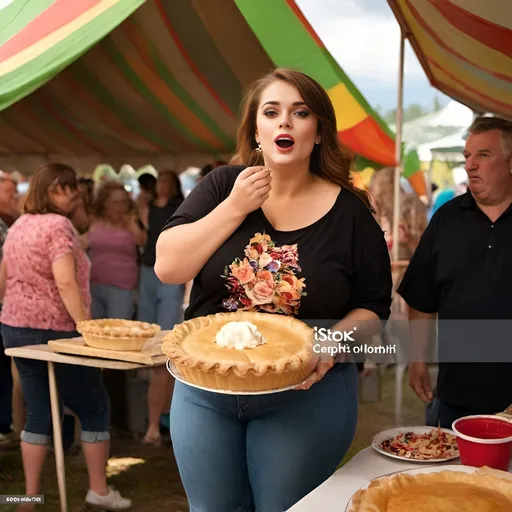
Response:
[230,68,372,210]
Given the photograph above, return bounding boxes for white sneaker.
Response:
[85,487,132,511]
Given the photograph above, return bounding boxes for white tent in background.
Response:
[419,101,473,128]
[452,166,468,186]
[417,128,467,162]
[399,100,474,146]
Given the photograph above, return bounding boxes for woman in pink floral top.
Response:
[0,163,131,511]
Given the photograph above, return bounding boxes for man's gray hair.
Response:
[468,116,512,159]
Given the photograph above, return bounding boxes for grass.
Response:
[0,367,425,511]
[340,366,425,466]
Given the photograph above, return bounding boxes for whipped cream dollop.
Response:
[215,321,266,351]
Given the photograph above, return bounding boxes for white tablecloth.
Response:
[288,446,512,511]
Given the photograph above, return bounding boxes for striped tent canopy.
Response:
[0,0,396,174]
[388,0,512,120]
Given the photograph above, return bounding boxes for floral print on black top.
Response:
[222,233,306,315]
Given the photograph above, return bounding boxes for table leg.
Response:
[48,361,67,512]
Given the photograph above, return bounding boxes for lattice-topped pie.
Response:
[77,319,161,351]
[162,311,315,392]
[349,469,512,512]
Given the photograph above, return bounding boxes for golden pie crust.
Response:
[161,311,315,392]
[349,469,512,512]
[77,319,161,351]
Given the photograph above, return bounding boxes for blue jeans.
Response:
[170,363,358,512]
[91,283,134,320]
[137,264,184,330]
[2,325,110,446]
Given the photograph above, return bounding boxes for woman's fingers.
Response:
[295,359,334,391]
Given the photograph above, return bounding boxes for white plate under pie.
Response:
[344,465,477,512]
[372,426,460,463]
[166,359,306,395]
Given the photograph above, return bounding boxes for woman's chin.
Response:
[264,152,305,169]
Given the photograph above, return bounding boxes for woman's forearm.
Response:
[325,309,382,352]
[57,283,89,324]
[334,309,382,339]
[155,199,246,284]
[52,253,89,324]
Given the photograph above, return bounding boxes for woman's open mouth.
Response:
[274,134,295,152]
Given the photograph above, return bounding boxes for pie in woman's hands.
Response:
[162,311,316,392]
[349,470,512,512]
[77,319,161,351]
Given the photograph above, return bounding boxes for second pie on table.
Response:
[77,319,161,351]
[349,469,512,512]
[162,311,315,392]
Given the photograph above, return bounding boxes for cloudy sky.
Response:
[296,0,450,112]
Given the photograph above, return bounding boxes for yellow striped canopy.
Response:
[388,0,512,119]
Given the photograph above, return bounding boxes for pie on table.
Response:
[77,319,161,351]
[161,311,315,392]
[349,469,512,512]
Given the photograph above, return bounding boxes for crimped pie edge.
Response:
[76,318,161,341]
[161,311,315,378]
[348,470,512,511]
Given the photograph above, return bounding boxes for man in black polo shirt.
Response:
[398,116,512,428]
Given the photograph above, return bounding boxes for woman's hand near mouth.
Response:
[226,166,272,216]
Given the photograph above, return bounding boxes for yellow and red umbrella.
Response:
[388,0,512,119]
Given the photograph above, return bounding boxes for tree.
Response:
[403,104,427,122]
[383,104,428,124]
[433,94,442,112]
[384,108,397,124]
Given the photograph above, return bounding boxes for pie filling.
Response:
[386,483,512,512]
[350,471,512,512]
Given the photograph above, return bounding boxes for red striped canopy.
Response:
[0,0,396,174]
[388,0,512,120]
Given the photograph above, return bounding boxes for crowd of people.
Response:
[0,165,190,509]
[0,66,510,511]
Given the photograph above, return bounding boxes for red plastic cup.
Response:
[452,415,512,471]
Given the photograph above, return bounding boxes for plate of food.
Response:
[372,425,459,462]
[345,465,512,511]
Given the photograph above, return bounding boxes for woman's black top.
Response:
[163,166,392,331]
